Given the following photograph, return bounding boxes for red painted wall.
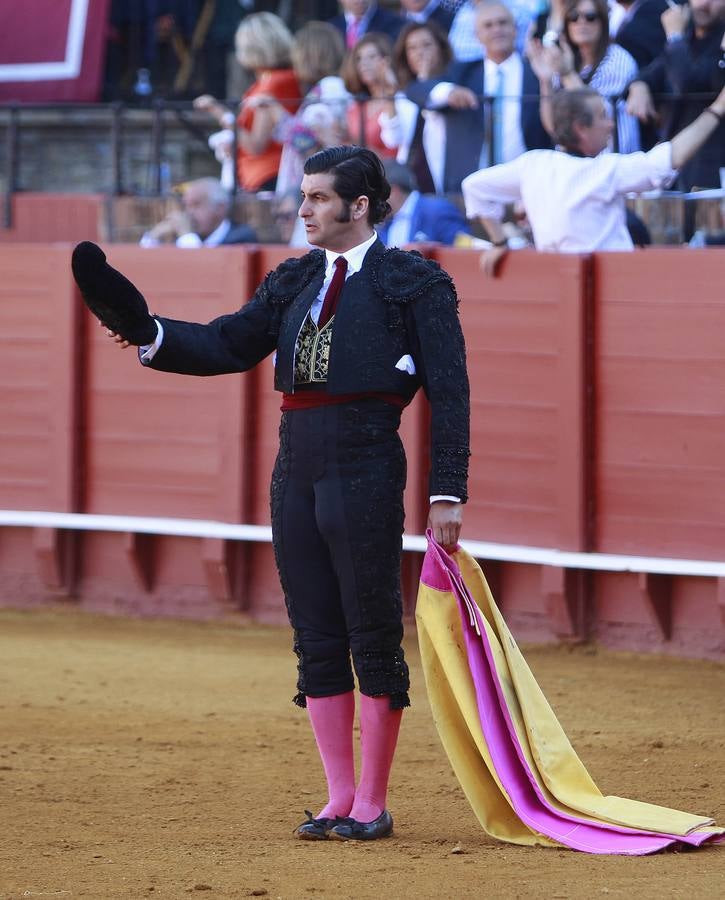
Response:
[0,241,724,657]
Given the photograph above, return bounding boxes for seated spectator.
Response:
[341,32,400,157]
[380,20,454,192]
[194,13,302,193]
[378,160,472,244]
[139,178,256,248]
[271,22,351,197]
[461,84,725,267]
[532,0,641,153]
[328,1,405,48]
[449,0,543,60]
[400,0,455,32]
[405,1,552,193]
[626,0,725,190]
[272,190,308,247]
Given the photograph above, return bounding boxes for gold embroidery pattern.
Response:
[294,312,334,384]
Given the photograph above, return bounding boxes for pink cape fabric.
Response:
[419,534,724,855]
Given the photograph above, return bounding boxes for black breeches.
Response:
[270,400,410,709]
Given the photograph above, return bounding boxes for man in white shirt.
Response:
[71,146,469,844]
[139,177,256,248]
[462,84,725,271]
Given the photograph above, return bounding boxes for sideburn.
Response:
[334,201,353,224]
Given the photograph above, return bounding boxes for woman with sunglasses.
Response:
[532,0,640,153]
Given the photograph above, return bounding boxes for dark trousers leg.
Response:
[271,402,410,709]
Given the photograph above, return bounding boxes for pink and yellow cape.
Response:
[415,535,724,855]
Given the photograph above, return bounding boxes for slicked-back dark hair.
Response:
[304,145,392,225]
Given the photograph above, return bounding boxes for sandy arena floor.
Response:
[1,608,724,899]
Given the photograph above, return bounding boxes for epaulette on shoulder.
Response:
[257,249,325,306]
[373,248,457,305]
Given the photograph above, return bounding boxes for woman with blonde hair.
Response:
[265,21,352,198]
[195,12,302,192]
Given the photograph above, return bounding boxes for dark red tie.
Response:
[318,256,348,328]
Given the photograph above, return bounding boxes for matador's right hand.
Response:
[71,241,157,345]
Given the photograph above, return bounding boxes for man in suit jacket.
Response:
[612,0,668,69]
[400,0,455,33]
[379,160,470,245]
[139,177,257,247]
[405,0,551,193]
[328,0,404,48]
[72,146,469,844]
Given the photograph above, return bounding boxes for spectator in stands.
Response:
[461,84,725,267]
[378,160,472,244]
[139,177,257,247]
[449,0,544,60]
[270,22,351,197]
[611,0,668,69]
[404,1,552,193]
[328,1,405,47]
[379,21,454,192]
[533,0,641,152]
[400,0,456,32]
[626,0,725,190]
[341,32,400,157]
[194,13,302,193]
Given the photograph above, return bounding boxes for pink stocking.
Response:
[306,691,356,819]
[350,694,403,823]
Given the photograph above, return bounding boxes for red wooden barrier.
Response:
[0,245,82,598]
[0,194,106,243]
[590,249,725,654]
[434,248,592,552]
[0,242,723,657]
[78,246,256,618]
[593,249,725,559]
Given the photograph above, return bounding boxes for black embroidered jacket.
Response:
[147,239,470,500]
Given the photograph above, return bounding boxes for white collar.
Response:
[484,52,520,76]
[406,0,441,22]
[324,231,378,276]
[345,3,375,26]
[395,190,420,221]
[203,219,231,247]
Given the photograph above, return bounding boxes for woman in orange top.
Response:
[194,13,301,193]
[233,12,302,193]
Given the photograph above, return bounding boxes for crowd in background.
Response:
[100,1,725,250]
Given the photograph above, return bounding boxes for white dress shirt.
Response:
[462,142,677,252]
[139,218,232,249]
[380,96,447,194]
[384,191,420,247]
[480,53,526,168]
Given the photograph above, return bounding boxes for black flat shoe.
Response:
[294,810,337,840]
[328,809,394,841]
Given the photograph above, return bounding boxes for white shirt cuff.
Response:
[139,319,164,364]
[175,232,203,248]
[430,495,461,504]
[428,82,455,108]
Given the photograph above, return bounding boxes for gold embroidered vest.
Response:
[293,311,334,385]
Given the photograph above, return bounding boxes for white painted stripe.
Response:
[0,0,88,83]
[2,510,725,578]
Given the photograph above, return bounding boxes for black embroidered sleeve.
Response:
[374,250,470,501]
[148,251,324,377]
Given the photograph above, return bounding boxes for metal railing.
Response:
[1,91,721,230]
